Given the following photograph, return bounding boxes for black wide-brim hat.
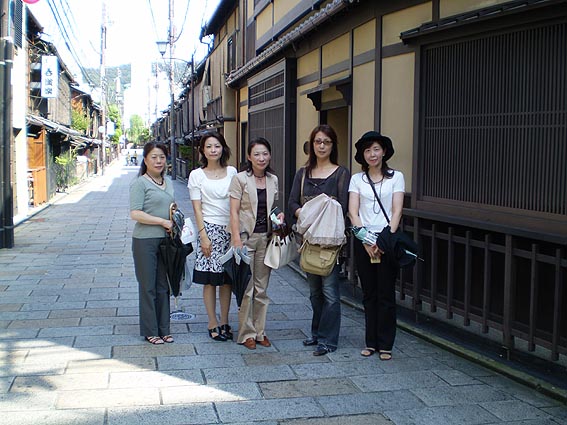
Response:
[354,131,394,165]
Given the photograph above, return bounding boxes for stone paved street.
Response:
[0,161,566,424]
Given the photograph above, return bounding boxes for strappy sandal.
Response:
[360,348,376,357]
[208,327,227,341]
[145,336,164,345]
[161,335,174,343]
[220,324,233,340]
[379,350,392,361]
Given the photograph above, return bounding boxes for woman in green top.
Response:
[129,142,174,345]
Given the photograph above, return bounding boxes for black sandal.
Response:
[208,327,227,341]
[220,324,233,340]
[145,336,164,345]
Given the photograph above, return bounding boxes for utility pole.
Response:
[168,0,176,179]
[0,0,14,248]
[100,1,107,175]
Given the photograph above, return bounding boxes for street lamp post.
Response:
[157,39,176,180]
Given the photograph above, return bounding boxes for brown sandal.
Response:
[161,335,174,343]
[146,336,164,345]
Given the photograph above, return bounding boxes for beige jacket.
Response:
[229,171,279,238]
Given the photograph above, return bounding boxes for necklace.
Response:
[253,174,265,179]
[146,173,164,186]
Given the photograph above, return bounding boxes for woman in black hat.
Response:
[348,131,405,360]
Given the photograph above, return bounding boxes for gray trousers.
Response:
[132,237,170,337]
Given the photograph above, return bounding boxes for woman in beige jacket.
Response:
[229,137,284,349]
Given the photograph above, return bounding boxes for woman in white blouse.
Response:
[188,131,237,341]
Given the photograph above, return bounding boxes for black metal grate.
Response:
[421,22,567,216]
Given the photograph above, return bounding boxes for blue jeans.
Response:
[306,266,341,349]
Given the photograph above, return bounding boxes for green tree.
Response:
[71,109,90,133]
[107,104,123,145]
[128,114,147,145]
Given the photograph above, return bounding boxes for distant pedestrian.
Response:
[129,142,175,345]
[348,131,405,361]
[288,124,350,356]
[229,137,284,350]
[188,131,237,341]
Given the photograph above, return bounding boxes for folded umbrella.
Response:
[158,203,194,298]
[376,225,420,269]
[221,247,252,308]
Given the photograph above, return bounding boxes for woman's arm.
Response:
[192,199,212,257]
[347,192,363,228]
[389,191,404,233]
[130,210,172,231]
[288,169,303,218]
[229,197,243,248]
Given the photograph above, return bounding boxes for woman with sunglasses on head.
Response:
[129,142,174,345]
[188,131,237,341]
[229,137,284,350]
[288,124,350,356]
[348,131,405,361]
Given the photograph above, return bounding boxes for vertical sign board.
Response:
[41,56,58,98]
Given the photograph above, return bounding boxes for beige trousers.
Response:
[237,232,271,343]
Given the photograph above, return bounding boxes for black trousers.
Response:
[132,237,170,337]
[353,238,398,351]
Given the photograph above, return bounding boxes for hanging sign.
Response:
[41,55,58,98]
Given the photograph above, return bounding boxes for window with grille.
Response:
[420,22,567,218]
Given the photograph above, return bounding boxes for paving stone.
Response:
[12,372,109,392]
[107,404,218,425]
[281,414,392,425]
[38,325,113,337]
[384,404,499,425]
[158,354,246,371]
[0,362,66,377]
[260,377,359,398]
[80,316,139,326]
[113,343,196,358]
[74,334,143,348]
[216,397,323,422]
[0,311,49,320]
[542,405,567,421]
[318,391,425,416]
[0,408,105,424]
[162,382,262,404]
[292,360,383,380]
[432,369,481,386]
[477,375,562,408]
[480,400,553,421]
[56,387,160,408]
[411,383,514,406]
[0,349,28,365]
[48,308,117,319]
[203,364,296,384]
[351,371,445,392]
[0,377,14,393]
[244,350,330,366]
[24,346,111,363]
[66,357,156,374]
[86,300,138,309]
[9,336,75,349]
[20,301,87,311]
[109,369,203,388]
[0,391,57,410]
[8,318,80,329]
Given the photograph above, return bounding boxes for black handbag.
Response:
[365,172,420,269]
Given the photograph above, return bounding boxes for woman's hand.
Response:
[231,236,244,250]
[162,219,173,232]
[200,235,212,257]
[364,243,383,261]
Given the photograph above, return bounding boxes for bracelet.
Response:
[199,227,205,233]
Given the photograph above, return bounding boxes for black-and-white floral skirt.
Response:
[192,221,231,286]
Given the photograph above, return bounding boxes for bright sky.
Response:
[28,0,221,124]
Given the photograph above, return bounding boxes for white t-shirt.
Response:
[348,170,405,233]
[188,166,237,226]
